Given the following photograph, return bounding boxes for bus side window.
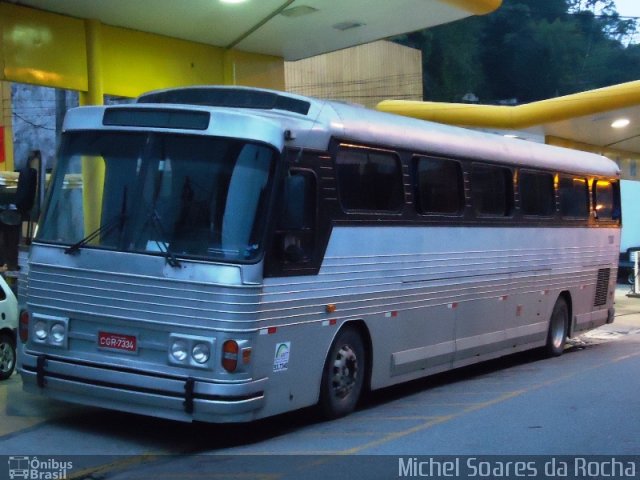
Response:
[471,163,513,217]
[520,170,555,216]
[559,176,589,219]
[593,179,620,221]
[277,169,317,264]
[414,156,464,215]
[335,146,404,212]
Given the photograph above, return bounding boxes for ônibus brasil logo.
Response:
[7,456,73,480]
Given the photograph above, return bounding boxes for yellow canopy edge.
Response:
[376,80,640,129]
[439,0,503,16]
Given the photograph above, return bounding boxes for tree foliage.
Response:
[393,0,640,103]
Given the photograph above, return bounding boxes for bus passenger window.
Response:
[559,176,589,218]
[520,171,555,216]
[414,156,463,215]
[471,164,513,216]
[336,147,404,212]
[594,180,619,220]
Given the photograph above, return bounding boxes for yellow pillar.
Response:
[80,19,105,236]
[223,50,237,86]
[0,81,14,172]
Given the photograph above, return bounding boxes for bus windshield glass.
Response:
[37,131,277,263]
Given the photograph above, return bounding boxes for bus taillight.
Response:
[19,310,29,343]
[222,340,239,372]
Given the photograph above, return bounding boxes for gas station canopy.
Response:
[1,0,637,160]
[5,0,501,60]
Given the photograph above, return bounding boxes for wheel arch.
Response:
[317,319,372,419]
[322,320,374,392]
[558,291,573,337]
[341,320,373,392]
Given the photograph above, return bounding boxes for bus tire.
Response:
[0,333,16,381]
[544,297,568,357]
[319,327,366,419]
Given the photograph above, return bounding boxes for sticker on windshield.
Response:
[273,342,291,372]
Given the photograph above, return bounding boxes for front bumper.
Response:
[20,350,267,423]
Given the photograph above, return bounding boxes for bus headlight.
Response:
[168,334,215,369]
[192,343,210,364]
[31,315,69,348]
[34,321,48,342]
[50,323,67,344]
[170,340,189,362]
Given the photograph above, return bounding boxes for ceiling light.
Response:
[220,0,248,4]
[333,21,365,31]
[281,6,319,18]
[611,118,630,129]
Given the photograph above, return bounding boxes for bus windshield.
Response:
[38,131,277,263]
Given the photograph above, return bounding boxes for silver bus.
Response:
[18,87,620,423]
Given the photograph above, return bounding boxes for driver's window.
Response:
[276,168,317,265]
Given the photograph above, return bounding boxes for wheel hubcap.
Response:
[331,344,358,399]
[0,342,15,373]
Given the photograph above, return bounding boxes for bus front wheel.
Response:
[319,327,366,419]
[545,297,568,357]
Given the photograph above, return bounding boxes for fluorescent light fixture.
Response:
[611,118,630,129]
[281,6,319,17]
[220,0,248,4]
[333,21,365,31]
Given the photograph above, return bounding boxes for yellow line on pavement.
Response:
[249,347,640,457]
[356,416,445,420]
[339,389,525,455]
[0,378,50,437]
[142,475,280,480]
[612,351,640,362]
[68,453,163,480]
[339,349,640,455]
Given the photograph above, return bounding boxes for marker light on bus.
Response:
[19,311,30,343]
[222,340,239,372]
[242,347,252,365]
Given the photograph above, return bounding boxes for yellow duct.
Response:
[439,0,503,15]
[377,80,640,129]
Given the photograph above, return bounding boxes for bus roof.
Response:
[79,86,621,179]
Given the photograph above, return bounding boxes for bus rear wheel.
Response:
[544,297,568,357]
[319,327,366,419]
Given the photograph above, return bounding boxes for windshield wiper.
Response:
[147,209,181,268]
[64,187,128,255]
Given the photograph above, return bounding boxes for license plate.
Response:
[98,331,137,353]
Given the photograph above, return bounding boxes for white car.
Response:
[0,275,18,380]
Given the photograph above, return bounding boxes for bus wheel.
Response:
[319,327,366,419]
[0,333,16,380]
[544,297,568,357]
